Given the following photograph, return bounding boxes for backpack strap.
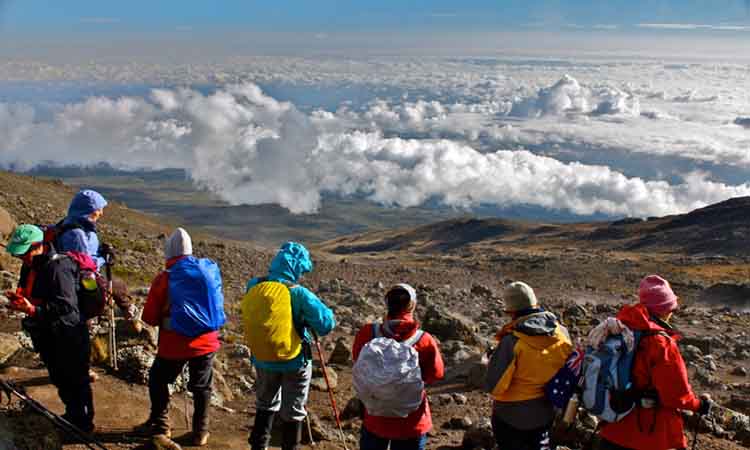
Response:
[403,329,425,347]
[372,322,382,338]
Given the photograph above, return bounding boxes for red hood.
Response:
[383,312,419,340]
[617,303,679,338]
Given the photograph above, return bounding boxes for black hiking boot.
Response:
[281,420,303,450]
[248,410,275,450]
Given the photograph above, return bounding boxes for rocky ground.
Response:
[1,171,750,449]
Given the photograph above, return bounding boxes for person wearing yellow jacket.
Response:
[484,281,572,450]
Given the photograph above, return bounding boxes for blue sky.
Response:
[1,0,749,34]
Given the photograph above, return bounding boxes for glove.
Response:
[8,295,36,316]
[698,394,714,416]
[124,304,139,320]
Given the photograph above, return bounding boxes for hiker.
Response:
[596,275,713,450]
[352,283,445,450]
[485,281,572,450]
[136,228,225,447]
[56,189,137,320]
[4,225,95,432]
[243,242,335,450]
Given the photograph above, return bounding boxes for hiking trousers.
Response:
[491,413,551,450]
[148,352,214,433]
[254,363,312,422]
[36,322,94,431]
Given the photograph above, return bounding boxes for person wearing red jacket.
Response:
[598,275,713,450]
[352,283,445,450]
[135,228,221,447]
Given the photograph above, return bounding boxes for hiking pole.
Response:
[310,330,348,450]
[104,252,117,372]
[0,378,108,450]
[306,415,316,447]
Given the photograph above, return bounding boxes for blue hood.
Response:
[268,242,313,283]
[67,190,108,222]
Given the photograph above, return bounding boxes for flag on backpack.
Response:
[352,324,425,418]
[166,256,226,337]
[545,345,584,410]
[241,280,303,362]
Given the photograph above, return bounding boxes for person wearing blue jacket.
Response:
[246,242,335,450]
[58,189,108,269]
[57,190,136,321]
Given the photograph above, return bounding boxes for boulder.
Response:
[0,207,15,242]
[117,345,155,385]
[0,333,22,365]
[445,354,488,390]
[422,304,479,346]
[328,337,352,366]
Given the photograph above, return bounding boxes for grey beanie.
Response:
[503,281,539,312]
[165,227,192,260]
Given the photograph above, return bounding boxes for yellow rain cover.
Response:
[241,281,302,362]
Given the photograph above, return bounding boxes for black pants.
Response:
[36,322,94,430]
[491,414,551,450]
[148,353,214,433]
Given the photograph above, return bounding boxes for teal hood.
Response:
[268,242,313,283]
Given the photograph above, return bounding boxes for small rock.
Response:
[340,397,364,420]
[310,366,338,391]
[436,393,454,406]
[732,366,748,377]
[447,416,473,430]
[0,332,22,365]
[461,418,494,450]
[452,393,469,405]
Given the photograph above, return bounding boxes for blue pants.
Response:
[360,426,427,450]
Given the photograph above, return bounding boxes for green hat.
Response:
[6,225,44,256]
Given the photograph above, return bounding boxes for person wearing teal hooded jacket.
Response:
[246,242,335,450]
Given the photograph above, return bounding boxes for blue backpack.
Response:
[581,329,664,423]
[167,256,226,337]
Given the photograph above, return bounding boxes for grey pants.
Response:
[255,363,313,422]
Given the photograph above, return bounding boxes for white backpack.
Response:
[352,324,425,418]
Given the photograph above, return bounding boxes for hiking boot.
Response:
[88,370,99,383]
[281,420,303,450]
[192,430,210,446]
[248,410,275,450]
[133,419,171,438]
[152,434,182,450]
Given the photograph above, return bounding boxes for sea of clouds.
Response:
[1,56,749,218]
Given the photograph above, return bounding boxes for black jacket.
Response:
[18,246,83,329]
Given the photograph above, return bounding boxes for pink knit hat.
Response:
[638,275,678,316]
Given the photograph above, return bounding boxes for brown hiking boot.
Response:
[133,419,171,438]
[88,370,99,383]
[192,430,210,446]
[152,434,182,450]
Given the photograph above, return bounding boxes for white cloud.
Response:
[1,83,749,218]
